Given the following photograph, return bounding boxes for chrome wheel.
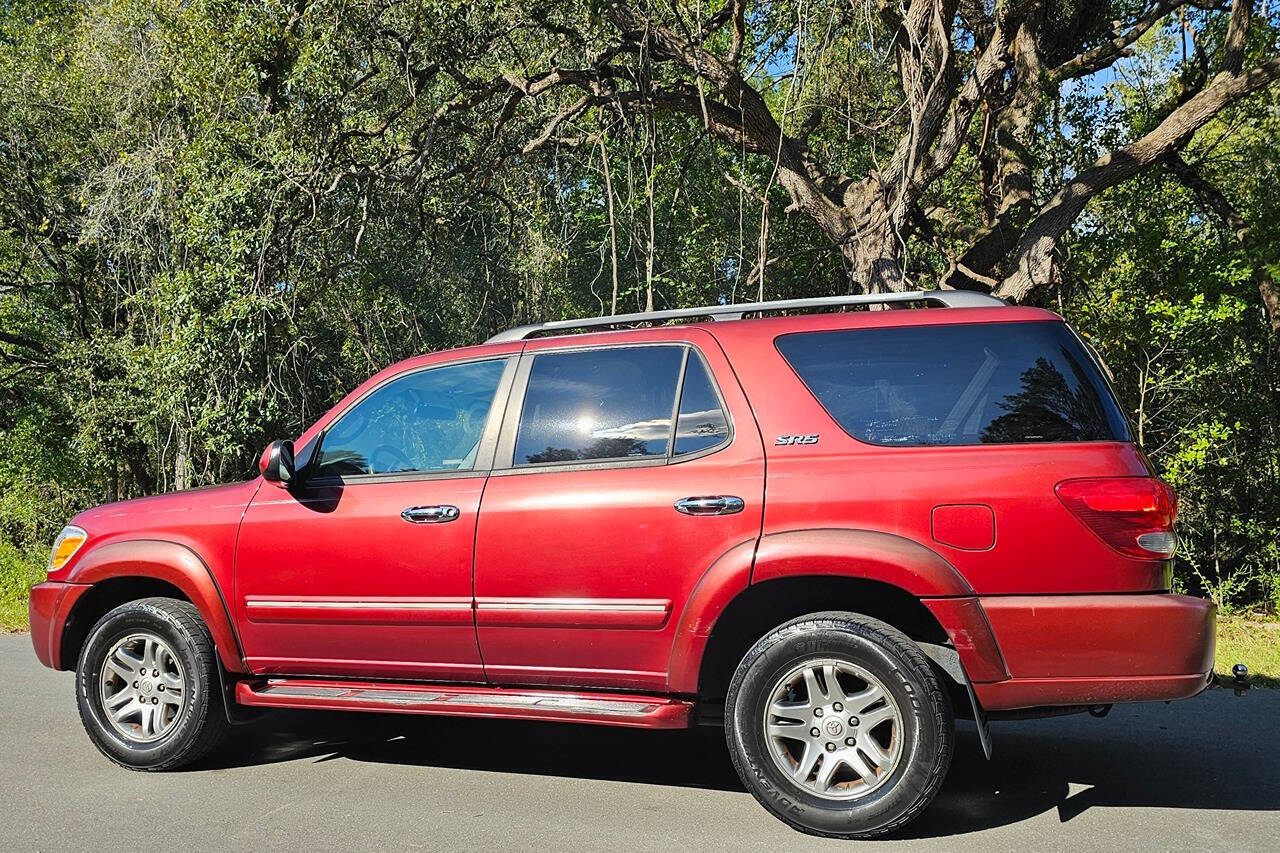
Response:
[763,658,904,800]
[98,632,187,743]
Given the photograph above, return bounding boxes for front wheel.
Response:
[724,612,954,838]
[76,597,229,770]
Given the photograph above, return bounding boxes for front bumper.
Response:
[28,581,91,670]
[973,593,1216,711]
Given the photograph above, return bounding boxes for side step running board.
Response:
[235,679,694,729]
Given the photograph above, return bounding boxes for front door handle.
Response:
[674,496,745,516]
[401,505,460,524]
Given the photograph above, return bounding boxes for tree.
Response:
[1,0,1277,614]
[393,0,1280,300]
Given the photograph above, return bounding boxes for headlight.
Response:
[49,525,87,572]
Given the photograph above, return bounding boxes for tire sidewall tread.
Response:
[76,597,228,771]
[724,611,954,839]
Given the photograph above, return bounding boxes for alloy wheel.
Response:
[98,632,187,743]
[762,658,904,800]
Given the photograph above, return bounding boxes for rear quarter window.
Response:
[775,321,1130,446]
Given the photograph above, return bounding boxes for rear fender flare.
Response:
[750,528,974,596]
[752,529,1006,681]
[667,529,1007,694]
[64,539,246,673]
[667,539,757,694]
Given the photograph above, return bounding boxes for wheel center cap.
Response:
[140,680,154,696]
[824,717,844,737]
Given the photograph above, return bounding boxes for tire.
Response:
[724,611,953,839]
[76,597,229,771]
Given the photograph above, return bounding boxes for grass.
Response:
[3,542,1278,688]
[1215,612,1280,689]
[0,542,45,633]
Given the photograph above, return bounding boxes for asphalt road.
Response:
[2,634,1276,852]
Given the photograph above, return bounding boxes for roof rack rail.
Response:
[485,290,1005,343]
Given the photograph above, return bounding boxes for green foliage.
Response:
[1061,70,1280,610]
[1,0,1278,625]
[0,542,45,631]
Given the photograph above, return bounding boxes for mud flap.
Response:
[215,661,265,726]
[919,641,992,759]
[963,674,993,759]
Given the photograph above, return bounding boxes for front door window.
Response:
[315,359,507,477]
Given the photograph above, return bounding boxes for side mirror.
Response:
[259,440,296,487]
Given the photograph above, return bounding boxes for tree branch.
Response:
[910,0,1033,195]
[997,54,1280,300]
[0,330,50,356]
[1221,0,1253,75]
[521,94,607,153]
[882,0,963,213]
[729,0,747,65]
[1049,0,1200,84]
[606,3,844,226]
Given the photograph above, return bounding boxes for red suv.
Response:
[29,292,1214,838]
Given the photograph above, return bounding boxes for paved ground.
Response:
[2,634,1277,851]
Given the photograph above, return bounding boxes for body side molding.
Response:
[244,597,474,626]
[475,597,672,630]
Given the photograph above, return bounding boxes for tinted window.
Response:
[315,359,507,477]
[776,322,1130,446]
[674,355,729,455]
[514,347,684,465]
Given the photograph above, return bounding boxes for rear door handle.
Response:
[401,505,460,524]
[674,496,745,516]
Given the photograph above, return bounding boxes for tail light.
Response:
[1055,477,1177,559]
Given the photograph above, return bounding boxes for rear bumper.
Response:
[973,593,1215,710]
[28,581,90,670]
[974,673,1212,710]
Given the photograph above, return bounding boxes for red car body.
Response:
[30,304,1215,728]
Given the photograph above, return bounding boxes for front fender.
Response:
[65,539,247,673]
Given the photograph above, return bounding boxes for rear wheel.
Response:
[76,597,229,770]
[724,612,953,838]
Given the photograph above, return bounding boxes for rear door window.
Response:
[674,354,730,456]
[776,321,1130,446]
[514,346,685,465]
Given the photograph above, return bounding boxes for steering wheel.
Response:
[368,444,416,474]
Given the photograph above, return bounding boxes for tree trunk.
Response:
[840,228,906,294]
[830,183,906,294]
[174,423,189,492]
[944,20,1042,289]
